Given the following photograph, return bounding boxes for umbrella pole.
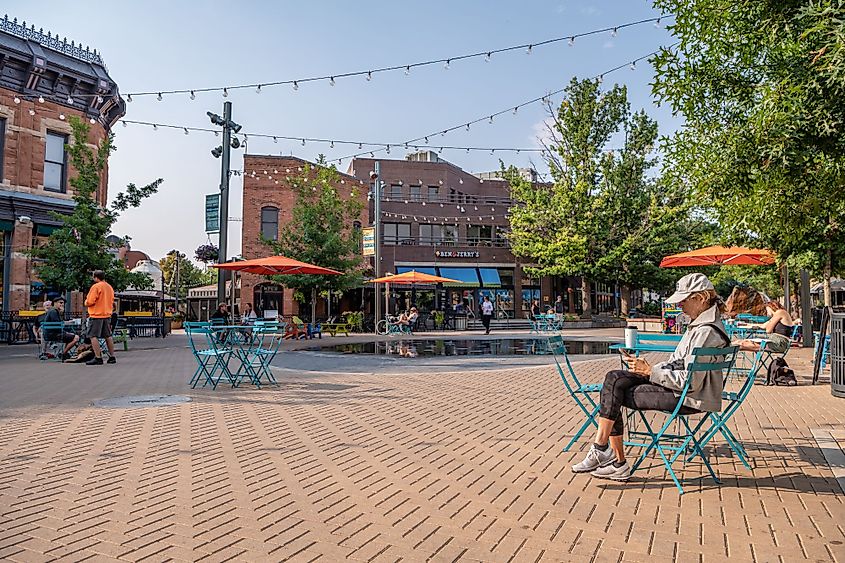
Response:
[312,287,317,323]
[385,282,390,318]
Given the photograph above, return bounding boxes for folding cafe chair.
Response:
[548,335,603,451]
[627,345,739,495]
[185,322,234,389]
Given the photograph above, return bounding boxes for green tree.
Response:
[262,158,364,314]
[30,117,162,297]
[653,0,845,304]
[160,251,216,297]
[506,78,704,315]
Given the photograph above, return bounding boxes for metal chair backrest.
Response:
[674,345,739,416]
[548,335,585,391]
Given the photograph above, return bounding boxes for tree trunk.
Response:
[620,284,632,316]
[824,247,832,306]
[580,276,592,319]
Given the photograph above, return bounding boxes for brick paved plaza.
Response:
[0,336,843,562]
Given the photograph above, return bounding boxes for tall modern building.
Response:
[0,16,125,312]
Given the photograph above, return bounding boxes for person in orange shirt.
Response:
[85,270,116,365]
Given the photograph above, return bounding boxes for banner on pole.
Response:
[205,194,220,233]
[362,227,375,256]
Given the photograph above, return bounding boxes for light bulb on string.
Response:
[329,76,335,86]
[256,84,262,93]
[13,96,20,104]
[122,121,127,127]
[611,27,618,37]
[526,44,533,55]
[597,74,604,84]
[293,81,299,91]
[157,92,162,101]
[183,127,189,135]
[424,137,429,144]
[301,138,305,146]
[485,52,491,62]
[38,95,44,103]
[67,95,73,104]
[88,116,95,123]
[190,90,196,100]
[488,115,494,124]
[444,59,450,70]
[465,123,470,131]
[96,95,104,105]
[366,71,372,81]
[655,18,661,27]
[513,106,518,115]
[152,124,158,131]
[59,113,66,120]
[29,109,36,116]
[358,143,362,149]
[273,136,277,143]
[386,145,391,154]
[330,141,334,148]
[223,88,229,97]
[404,66,410,75]
[127,94,132,102]
[630,61,637,70]
[568,36,575,47]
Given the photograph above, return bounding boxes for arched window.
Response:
[261,206,279,240]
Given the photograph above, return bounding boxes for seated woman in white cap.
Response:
[571,273,731,481]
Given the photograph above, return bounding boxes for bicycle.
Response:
[376,315,413,336]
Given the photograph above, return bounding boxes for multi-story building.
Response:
[241,151,603,320]
[0,16,124,312]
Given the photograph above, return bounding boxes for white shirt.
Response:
[481,301,494,315]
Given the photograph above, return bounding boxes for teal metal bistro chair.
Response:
[628,345,739,495]
[185,322,234,389]
[548,335,603,451]
[685,342,767,469]
[232,322,284,387]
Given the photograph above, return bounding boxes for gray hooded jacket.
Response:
[649,305,730,412]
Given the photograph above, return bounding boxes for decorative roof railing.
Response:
[0,15,106,68]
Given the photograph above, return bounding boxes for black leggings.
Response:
[599,370,700,436]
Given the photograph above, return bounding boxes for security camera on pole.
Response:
[208,102,242,305]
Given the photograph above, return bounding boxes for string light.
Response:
[366,71,372,81]
[630,61,637,70]
[66,95,73,104]
[330,76,336,86]
[127,94,132,102]
[29,109,35,116]
[526,44,533,55]
[293,81,299,91]
[38,96,44,103]
[568,36,575,47]
[183,127,189,135]
[404,65,411,75]
[485,52,491,62]
[157,92,162,101]
[223,88,229,97]
[13,96,20,104]
[611,27,618,37]
[256,84,262,93]
[444,59,450,70]
[89,116,95,123]
[59,113,65,120]
[190,90,196,100]
[96,95,103,104]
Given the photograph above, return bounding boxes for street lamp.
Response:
[207,102,243,304]
[169,249,181,316]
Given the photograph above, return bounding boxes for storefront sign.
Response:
[362,227,375,256]
[435,250,480,258]
[205,194,220,233]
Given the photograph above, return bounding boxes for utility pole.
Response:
[208,102,242,305]
[372,162,382,324]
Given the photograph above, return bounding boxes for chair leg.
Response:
[563,405,600,451]
[681,417,721,485]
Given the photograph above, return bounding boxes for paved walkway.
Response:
[0,341,842,562]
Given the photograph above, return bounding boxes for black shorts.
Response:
[87,318,112,339]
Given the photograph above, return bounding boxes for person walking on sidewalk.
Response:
[481,295,494,335]
[84,270,116,365]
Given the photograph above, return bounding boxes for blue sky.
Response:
[15,1,678,262]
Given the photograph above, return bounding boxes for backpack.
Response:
[767,357,797,386]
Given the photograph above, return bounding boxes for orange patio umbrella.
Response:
[212,255,343,276]
[659,245,776,268]
[368,270,460,285]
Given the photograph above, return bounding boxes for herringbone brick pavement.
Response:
[0,348,842,562]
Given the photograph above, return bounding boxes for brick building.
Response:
[241,151,625,320]
[0,17,125,312]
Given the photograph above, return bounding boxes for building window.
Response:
[44,131,68,193]
[410,185,421,201]
[384,222,410,245]
[0,118,5,182]
[427,186,439,202]
[261,206,279,240]
[419,224,438,245]
[390,184,403,200]
[468,225,493,245]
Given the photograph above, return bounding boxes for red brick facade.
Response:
[2,93,112,311]
[241,155,368,317]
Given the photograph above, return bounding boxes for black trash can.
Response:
[831,312,844,398]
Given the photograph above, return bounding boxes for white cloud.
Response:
[531,117,556,149]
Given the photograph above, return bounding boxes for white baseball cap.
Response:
[665,273,715,304]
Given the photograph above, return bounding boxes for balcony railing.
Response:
[383,236,510,248]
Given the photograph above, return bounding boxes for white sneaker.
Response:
[572,445,616,473]
[591,461,631,481]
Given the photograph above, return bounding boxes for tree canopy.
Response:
[653,0,845,303]
[159,251,216,298]
[31,117,162,295]
[505,77,704,314]
[262,158,364,302]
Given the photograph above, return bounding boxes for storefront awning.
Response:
[437,267,480,287]
[396,266,436,276]
[478,268,502,288]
